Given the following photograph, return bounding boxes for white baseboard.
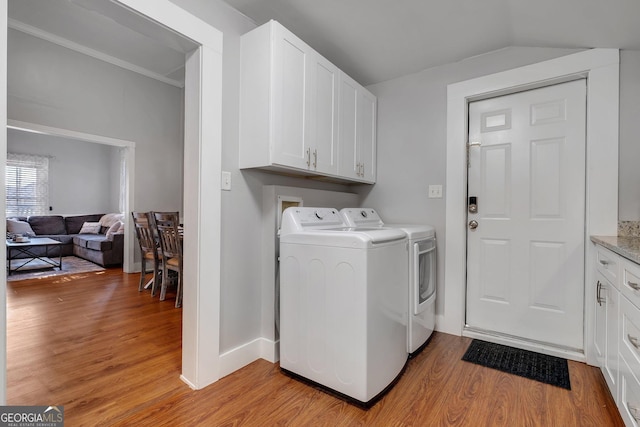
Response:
[218,337,279,379]
[131,261,142,273]
[180,374,197,390]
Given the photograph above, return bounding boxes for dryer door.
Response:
[414,238,436,315]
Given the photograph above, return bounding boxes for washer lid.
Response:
[280,227,407,248]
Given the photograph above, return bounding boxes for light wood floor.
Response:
[7,268,624,426]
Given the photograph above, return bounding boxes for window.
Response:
[6,153,49,216]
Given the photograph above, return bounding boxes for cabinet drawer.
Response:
[622,261,640,310]
[619,355,640,426]
[596,245,619,286]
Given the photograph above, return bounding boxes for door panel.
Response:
[272,28,310,169]
[312,57,338,174]
[466,80,587,350]
[358,89,376,182]
[482,144,511,216]
[338,77,358,179]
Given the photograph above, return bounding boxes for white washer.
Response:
[279,207,408,406]
[340,208,436,356]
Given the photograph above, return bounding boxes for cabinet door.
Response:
[358,89,377,183]
[271,24,312,170]
[310,55,339,174]
[338,75,359,179]
[595,274,607,366]
[604,278,620,402]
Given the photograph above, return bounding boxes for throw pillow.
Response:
[106,220,123,238]
[79,221,101,234]
[7,219,35,236]
[99,213,124,228]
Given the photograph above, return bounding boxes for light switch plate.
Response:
[428,185,443,198]
[221,171,231,191]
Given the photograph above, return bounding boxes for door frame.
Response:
[115,0,224,391]
[443,49,619,363]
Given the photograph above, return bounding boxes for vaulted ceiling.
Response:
[221,0,640,85]
[7,0,640,88]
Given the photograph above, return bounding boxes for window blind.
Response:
[6,153,49,216]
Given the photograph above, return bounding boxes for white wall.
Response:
[7,28,183,214]
[619,50,640,221]
[167,0,355,354]
[109,147,122,213]
[7,128,120,215]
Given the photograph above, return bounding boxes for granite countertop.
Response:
[591,235,640,265]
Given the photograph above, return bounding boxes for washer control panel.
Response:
[280,207,345,234]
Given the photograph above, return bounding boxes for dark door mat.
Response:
[462,339,571,390]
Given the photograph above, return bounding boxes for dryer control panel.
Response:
[340,208,384,227]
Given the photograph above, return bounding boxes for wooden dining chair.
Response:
[131,212,162,296]
[153,211,183,308]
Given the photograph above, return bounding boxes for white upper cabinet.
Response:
[337,73,376,183]
[308,53,339,175]
[270,23,311,170]
[239,20,375,183]
[358,86,377,183]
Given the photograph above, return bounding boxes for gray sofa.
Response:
[7,214,124,267]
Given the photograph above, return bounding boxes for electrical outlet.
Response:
[428,185,443,198]
[221,171,231,191]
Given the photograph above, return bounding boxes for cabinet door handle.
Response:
[629,334,640,350]
[599,259,609,266]
[596,281,603,306]
[313,149,317,169]
[360,163,365,177]
[629,281,640,291]
[306,148,311,167]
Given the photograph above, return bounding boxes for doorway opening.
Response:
[6,120,137,273]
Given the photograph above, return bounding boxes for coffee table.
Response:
[6,237,63,275]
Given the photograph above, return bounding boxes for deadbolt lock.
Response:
[468,196,478,214]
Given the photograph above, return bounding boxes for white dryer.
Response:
[279,207,408,406]
[340,208,436,356]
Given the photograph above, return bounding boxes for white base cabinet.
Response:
[594,243,640,426]
[239,20,376,184]
[596,269,619,398]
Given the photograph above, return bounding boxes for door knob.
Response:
[468,220,478,230]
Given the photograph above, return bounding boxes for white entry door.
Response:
[466,80,587,350]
